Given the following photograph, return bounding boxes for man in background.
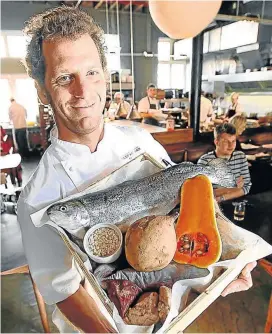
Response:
[111,92,131,119]
[9,98,29,158]
[200,91,214,131]
[138,83,166,126]
[198,123,251,202]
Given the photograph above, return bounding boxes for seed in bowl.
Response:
[88,227,120,257]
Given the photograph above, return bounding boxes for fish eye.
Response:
[60,206,67,212]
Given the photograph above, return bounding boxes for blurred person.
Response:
[9,98,29,158]
[111,92,131,119]
[200,91,215,131]
[225,92,243,120]
[230,115,247,150]
[104,95,111,112]
[198,123,251,202]
[138,83,167,126]
[1,125,23,187]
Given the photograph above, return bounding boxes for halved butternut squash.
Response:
[173,175,222,268]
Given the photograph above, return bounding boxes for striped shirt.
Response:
[197,151,252,195]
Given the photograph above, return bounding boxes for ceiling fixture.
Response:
[143,51,154,58]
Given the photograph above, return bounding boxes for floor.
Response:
[1,157,271,333]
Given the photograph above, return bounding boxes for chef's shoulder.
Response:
[19,146,62,210]
[114,125,171,162]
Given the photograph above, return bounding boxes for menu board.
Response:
[203,32,209,54]
[209,28,221,52]
[220,21,259,50]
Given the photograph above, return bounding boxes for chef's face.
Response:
[215,133,236,157]
[231,93,239,104]
[147,87,156,99]
[39,34,106,136]
[115,94,122,104]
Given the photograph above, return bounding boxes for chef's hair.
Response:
[23,6,107,86]
[114,92,124,100]
[230,92,239,99]
[214,123,236,139]
[147,83,156,90]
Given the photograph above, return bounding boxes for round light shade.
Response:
[149,1,222,39]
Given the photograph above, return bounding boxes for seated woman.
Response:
[230,115,247,150]
[111,92,131,119]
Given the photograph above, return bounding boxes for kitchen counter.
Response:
[110,119,167,133]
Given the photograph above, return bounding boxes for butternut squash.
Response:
[173,175,222,268]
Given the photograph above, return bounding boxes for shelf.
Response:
[202,71,272,83]
[110,82,135,90]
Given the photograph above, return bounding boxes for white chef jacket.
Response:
[17,123,172,331]
[200,96,214,123]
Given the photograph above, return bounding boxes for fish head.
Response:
[47,200,90,231]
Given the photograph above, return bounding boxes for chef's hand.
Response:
[237,176,244,189]
[221,261,257,297]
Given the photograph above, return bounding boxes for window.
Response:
[106,53,121,72]
[158,41,171,61]
[174,39,192,60]
[171,64,185,89]
[104,34,121,71]
[15,79,39,122]
[0,79,11,122]
[0,36,7,58]
[157,39,188,90]
[157,64,171,89]
[6,35,27,58]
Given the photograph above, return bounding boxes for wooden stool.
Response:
[1,265,50,333]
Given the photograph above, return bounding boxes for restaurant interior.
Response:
[1,0,272,333]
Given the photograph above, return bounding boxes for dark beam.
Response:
[189,32,204,141]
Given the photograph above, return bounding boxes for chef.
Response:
[17,6,257,334]
[225,92,243,121]
[138,83,166,126]
[110,92,131,119]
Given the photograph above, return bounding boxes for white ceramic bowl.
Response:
[83,224,123,264]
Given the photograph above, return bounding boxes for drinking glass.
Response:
[232,201,246,222]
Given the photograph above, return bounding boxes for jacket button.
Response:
[69,166,73,172]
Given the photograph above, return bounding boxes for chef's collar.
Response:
[50,123,113,157]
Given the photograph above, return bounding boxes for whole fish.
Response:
[47,159,235,237]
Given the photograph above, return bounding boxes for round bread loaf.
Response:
[125,215,177,272]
